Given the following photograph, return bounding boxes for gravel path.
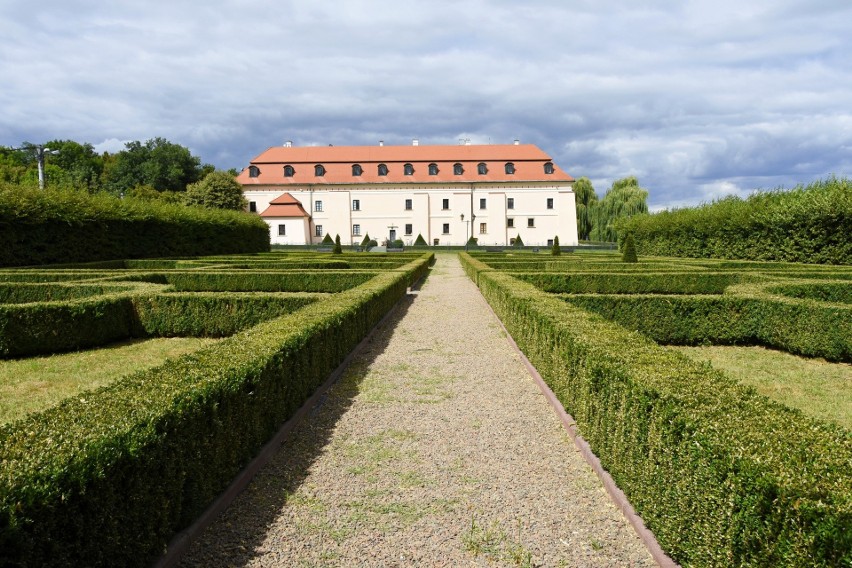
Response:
[179,253,655,567]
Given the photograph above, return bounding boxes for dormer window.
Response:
[248,166,260,178]
[428,163,439,175]
[378,163,389,176]
[505,162,515,174]
[283,165,295,177]
[477,162,487,175]
[404,163,414,175]
[352,164,363,176]
[315,164,326,176]
[544,162,554,174]
[453,163,464,175]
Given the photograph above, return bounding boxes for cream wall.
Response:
[245,183,578,247]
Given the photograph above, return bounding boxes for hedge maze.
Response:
[0,251,433,567]
[461,251,851,568]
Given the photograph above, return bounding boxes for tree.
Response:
[321,233,334,245]
[551,235,561,256]
[590,176,649,242]
[333,234,343,254]
[360,233,371,247]
[413,233,427,246]
[573,177,598,241]
[43,139,104,192]
[104,137,202,194]
[621,233,638,263]
[183,171,247,210]
[513,234,524,247]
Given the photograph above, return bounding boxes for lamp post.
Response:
[12,144,59,189]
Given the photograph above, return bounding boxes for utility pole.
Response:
[11,144,59,189]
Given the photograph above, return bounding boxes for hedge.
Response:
[0,265,419,567]
[514,272,751,295]
[0,184,270,267]
[459,253,851,567]
[617,177,852,264]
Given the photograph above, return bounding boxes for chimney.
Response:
[513,139,520,145]
[379,140,384,146]
[285,140,292,147]
[412,138,419,146]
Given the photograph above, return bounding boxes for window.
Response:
[352,164,362,176]
[428,163,438,175]
[352,199,360,211]
[527,217,535,228]
[248,166,260,178]
[315,225,323,237]
[353,224,361,236]
[442,198,450,210]
[477,162,487,175]
[507,218,514,228]
[547,239,554,246]
[544,162,554,174]
[507,197,514,210]
[547,197,554,209]
[283,165,295,177]
[505,162,515,174]
[453,163,463,175]
[315,200,323,212]
[479,198,486,209]
[405,198,412,210]
[314,164,325,176]
[249,201,257,213]
[278,224,286,236]
[479,222,487,234]
[404,163,414,175]
[378,163,388,176]
[405,224,413,235]
[442,223,450,234]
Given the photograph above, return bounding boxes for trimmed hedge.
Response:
[514,272,750,295]
[460,253,852,567]
[617,177,852,264]
[160,271,377,293]
[0,265,419,567]
[0,184,270,267]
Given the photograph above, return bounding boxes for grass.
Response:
[673,345,851,429]
[462,515,534,567]
[0,337,218,425]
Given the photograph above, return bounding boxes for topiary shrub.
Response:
[333,234,342,254]
[321,233,334,246]
[413,233,427,246]
[551,235,561,256]
[622,233,638,263]
[360,233,371,247]
[466,236,478,247]
[366,239,378,250]
[391,239,404,249]
[513,234,524,247]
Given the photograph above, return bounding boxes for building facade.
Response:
[238,141,578,247]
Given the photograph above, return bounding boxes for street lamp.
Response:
[11,144,59,189]
[460,213,476,250]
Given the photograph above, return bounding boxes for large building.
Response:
[238,140,578,247]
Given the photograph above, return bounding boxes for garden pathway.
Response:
[178,253,655,567]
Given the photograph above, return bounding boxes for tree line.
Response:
[574,175,649,242]
[0,137,246,211]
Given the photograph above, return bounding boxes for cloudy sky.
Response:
[2,0,850,209]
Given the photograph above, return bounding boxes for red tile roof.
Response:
[238,143,573,186]
[258,193,309,218]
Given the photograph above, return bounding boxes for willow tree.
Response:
[573,177,598,241]
[590,176,649,242]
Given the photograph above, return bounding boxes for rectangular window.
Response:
[405,198,412,210]
[352,199,360,211]
[405,224,413,235]
[546,197,554,210]
[249,201,257,213]
[527,218,535,228]
[352,224,361,236]
[507,218,514,228]
[479,222,487,234]
[442,198,450,210]
[315,225,323,237]
[479,198,486,209]
[278,224,286,236]
[442,223,450,234]
[547,239,554,246]
[315,200,323,212]
[507,197,514,210]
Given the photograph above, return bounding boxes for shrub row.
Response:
[0,283,135,304]
[0,185,270,267]
[160,271,378,293]
[514,272,751,295]
[459,253,852,567]
[768,282,852,305]
[0,263,420,566]
[617,177,852,264]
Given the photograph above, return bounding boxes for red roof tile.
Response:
[258,193,309,218]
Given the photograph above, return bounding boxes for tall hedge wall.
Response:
[0,184,270,267]
[617,177,852,264]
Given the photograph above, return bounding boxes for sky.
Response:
[1,0,850,210]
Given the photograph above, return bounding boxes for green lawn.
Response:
[0,337,218,426]
[673,345,851,429]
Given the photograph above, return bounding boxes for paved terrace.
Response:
[178,254,656,567]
